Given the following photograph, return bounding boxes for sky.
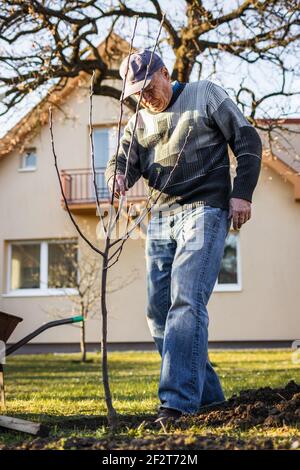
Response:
[0,0,299,139]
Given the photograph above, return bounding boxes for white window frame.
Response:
[213,230,242,292]
[18,148,37,172]
[3,240,78,297]
[91,124,125,168]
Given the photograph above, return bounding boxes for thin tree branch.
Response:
[49,106,104,257]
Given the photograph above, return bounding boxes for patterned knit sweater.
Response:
[105,80,262,211]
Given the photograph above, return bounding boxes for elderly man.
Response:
[105,50,262,427]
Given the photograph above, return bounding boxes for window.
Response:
[6,240,78,296]
[92,127,120,168]
[11,243,40,289]
[92,126,123,197]
[48,242,78,288]
[214,231,241,291]
[19,148,37,171]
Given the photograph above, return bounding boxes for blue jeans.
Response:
[145,202,231,414]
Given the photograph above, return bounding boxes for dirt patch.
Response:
[179,380,300,430]
[5,433,300,450]
[1,381,300,450]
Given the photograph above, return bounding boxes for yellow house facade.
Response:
[1,36,300,352]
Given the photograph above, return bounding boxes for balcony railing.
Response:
[60,168,147,205]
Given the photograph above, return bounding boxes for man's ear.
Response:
[161,66,170,80]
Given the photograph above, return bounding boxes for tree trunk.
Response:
[101,240,118,429]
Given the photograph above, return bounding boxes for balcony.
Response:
[60,168,147,214]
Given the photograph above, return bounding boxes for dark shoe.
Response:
[154,407,183,429]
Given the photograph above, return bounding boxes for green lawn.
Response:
[1,349,299,449]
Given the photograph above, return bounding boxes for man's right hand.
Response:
[108,174,128,198]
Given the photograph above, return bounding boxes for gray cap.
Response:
[119,49,165,101]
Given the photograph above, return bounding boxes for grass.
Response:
[0,349,299,449]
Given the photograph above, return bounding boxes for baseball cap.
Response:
[119,49,165,101]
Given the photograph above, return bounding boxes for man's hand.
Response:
[108,173,128,198]
[228,197,251,230]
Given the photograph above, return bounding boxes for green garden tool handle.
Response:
[5,316,84,357]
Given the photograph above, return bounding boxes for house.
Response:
[0,35,300,352]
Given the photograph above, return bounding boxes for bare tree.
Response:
[0,0,299,144]
[43,241,139,363]
[42,241,101,363]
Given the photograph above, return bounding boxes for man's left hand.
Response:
[228,198,252,230]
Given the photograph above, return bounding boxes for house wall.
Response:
[209,164,300,341]
[1,84,300,347]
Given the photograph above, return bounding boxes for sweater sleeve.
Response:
[105,116,141,189]
[207,82,262,203]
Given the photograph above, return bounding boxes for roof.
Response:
[257,119,300,174]
[257,120,300,201]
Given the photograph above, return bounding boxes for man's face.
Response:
[134,67,172,113]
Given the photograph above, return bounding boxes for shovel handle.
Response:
[6,316,85,356]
